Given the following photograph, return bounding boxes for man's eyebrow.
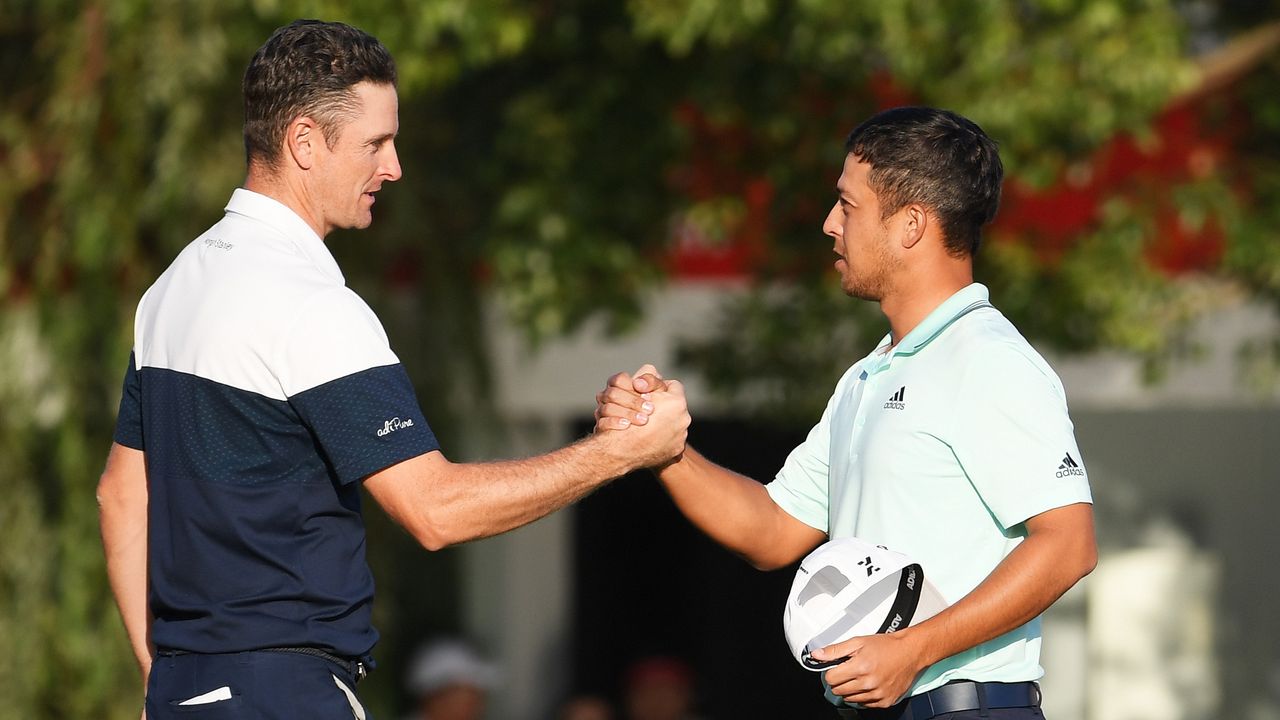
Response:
[366,131,397,146]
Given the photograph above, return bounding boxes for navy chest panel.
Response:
[139,367,330,485]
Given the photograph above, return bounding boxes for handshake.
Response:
[592,364,691,473]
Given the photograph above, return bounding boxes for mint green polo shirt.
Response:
[766,283,1093,697]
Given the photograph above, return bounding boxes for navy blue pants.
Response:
[840,704,1045,719]
[145,650,368,720]
[932,710,1044,719]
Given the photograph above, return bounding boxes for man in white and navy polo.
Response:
[98,20,690,720]
[595,107,1096,719]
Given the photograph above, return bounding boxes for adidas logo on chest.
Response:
[883,386,907,410]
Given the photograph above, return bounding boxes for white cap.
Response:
[406,639,500,696]
[783,537,949,671]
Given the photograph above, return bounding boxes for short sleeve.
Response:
[766,387,840,534]
[112,351,144,450]
[280,288,440,484]
[948,346,1093,528]
[290,364,439,484]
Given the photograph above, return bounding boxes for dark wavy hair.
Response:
[242,20,397,168]
[845,107,1003,257]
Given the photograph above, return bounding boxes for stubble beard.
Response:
[842,274,893,303]
[840,246,899,303]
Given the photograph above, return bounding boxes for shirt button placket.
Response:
[850,378,873,466]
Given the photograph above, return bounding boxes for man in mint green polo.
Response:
[595,107,1096,719]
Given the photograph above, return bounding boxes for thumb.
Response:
[631,364,664,392]
[632,363,662,380]
[813,636,861,661]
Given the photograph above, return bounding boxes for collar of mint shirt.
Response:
[864,283,993,376]
[224,188,346,285]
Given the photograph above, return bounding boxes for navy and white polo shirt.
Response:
[113,188,439,659]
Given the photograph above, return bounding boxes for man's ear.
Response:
[285,116,321,171]
[901,204,927,249]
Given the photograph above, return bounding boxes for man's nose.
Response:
[822,203,841,238]
[383,144,403,182]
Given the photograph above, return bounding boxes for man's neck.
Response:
[880,266,973,347]
[244,168,327,239]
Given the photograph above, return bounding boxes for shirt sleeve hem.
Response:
[112,431,145,451]
[334,440,440,485]
[993,484,1094,529]
[765,481,829,534]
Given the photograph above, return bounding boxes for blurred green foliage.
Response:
[1,1,1279,718]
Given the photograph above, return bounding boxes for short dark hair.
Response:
[243,20,397,168]
[845,107,1003,257]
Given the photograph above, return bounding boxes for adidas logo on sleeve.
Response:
[1055,452,1085,478]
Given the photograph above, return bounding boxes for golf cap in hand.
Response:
[783,537,948,671]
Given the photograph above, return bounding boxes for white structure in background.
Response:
[1087,522,1219,720]
[462,283,1279,720]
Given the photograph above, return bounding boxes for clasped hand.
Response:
[593,364,690,469]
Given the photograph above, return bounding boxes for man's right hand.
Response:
[594,364,666,430]
[593,364,690,470]
[593,365,825,570]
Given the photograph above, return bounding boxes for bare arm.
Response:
[364,377,689,550]
[818,502,1097,707]
[655,447,826,569]
[596,370,826,570]
[97,442,152,681]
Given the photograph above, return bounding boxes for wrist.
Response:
[650,449,687,476]
[897,621,941,674]
[584,430,642,477]
[654,445,698,484]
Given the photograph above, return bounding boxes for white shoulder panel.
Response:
[132,213,369,401]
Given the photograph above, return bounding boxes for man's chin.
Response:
[338,214,374,232]
[841,280,881,302]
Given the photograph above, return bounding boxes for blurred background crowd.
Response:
[2,1,1279,718]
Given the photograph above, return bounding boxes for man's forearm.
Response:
[400,434,645,548]
[816,503,1096,708]
[900,503,1097,668]
[104,519,153,678]
[593,367,824,568]
[97,444,152,678]
[659,448,825,570]
[367,393,690,550]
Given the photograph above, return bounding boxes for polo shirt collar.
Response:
[224,188,346,284]
[877,283,992,357]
